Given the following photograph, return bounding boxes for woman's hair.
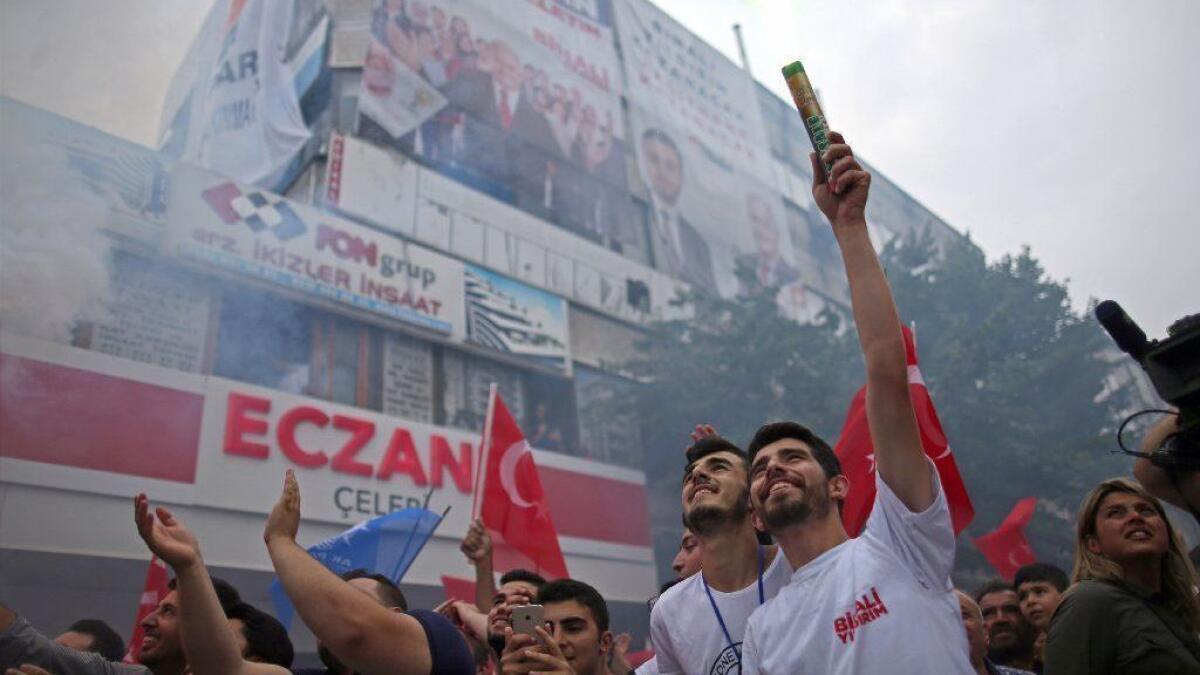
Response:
[1072,477,1200,629]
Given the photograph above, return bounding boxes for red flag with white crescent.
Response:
[974,497,1039,581]
[834,325,975,536]
[474,390,569,580]
[123,555,170,663]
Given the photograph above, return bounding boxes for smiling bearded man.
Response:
[648,434,791,675]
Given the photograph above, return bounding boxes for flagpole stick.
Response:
[394,505,454,583]
[393,487,436,582]
[472,382,499,522]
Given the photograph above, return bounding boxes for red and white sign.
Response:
[0,333,651,561]
[167,163,465,337]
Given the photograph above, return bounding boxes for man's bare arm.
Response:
[1132,412,1200,510]
[815,133,932,512]
[133,495,286,675]
[264,471,431,675]
[460,518,496,612]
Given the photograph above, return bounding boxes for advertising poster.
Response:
[464,263,570,373]
[355,0,636,250]
[167,164,467,337]
[614,0,774,184]
[628,106,805,304]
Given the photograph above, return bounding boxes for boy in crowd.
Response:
[500,579,613,675]
[1014,562,1069,668]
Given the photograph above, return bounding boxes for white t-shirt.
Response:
[741,459,972,674]
[650,543,792,675]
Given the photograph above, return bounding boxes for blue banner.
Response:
[270,505,447,627]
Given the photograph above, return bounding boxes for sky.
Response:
[1,0,1195,334]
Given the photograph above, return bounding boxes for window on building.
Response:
[440,348,580,457]
[213,288,383,409]
[574,366,643,469]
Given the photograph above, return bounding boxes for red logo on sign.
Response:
[222,392,472,493]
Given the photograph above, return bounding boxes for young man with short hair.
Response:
[739,133,972,673]
[293,569,408,675]
[0,510,285,675]
[649,436,791,675]
[500,579,613,675]
[670,528,701,580]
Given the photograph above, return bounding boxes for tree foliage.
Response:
[626,234,1133,583]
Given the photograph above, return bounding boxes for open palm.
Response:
[134,494,201,570]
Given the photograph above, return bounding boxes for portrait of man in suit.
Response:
[736,192,800,295]
[640,127,717,294]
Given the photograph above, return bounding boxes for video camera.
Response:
[1096,300,1200,466]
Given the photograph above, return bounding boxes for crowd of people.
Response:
[359,0,635,250]
[5,134,1200,674]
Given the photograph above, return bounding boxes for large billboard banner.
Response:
[628,106,807,304]
[354,0,636,249]
[167,164,467,337]
[614,0,774,184]
[464,263,570,373]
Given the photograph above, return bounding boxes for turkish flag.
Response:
[974,498,1039,581]
[123,556,170,663]
[834,326,975,536]
[475,391,569,580]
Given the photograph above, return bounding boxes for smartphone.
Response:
[510,604,545,637]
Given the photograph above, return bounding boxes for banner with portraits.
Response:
[628,103,817,318]
[355,0,637,252]
[613,0,775,185]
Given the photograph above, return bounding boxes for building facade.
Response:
[0,0,968,657]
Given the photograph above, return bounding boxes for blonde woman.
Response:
[1043,478,1200,674]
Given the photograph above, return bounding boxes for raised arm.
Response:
[0,602,140,675]
[460,518,497,613]
[263,471,432,675]
[1132,412,1200,510]
[814,133,932,512]
[132,495,286,675]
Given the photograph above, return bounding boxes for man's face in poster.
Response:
[642,132,683,206]
[748,194,779,257]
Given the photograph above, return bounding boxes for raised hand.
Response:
[810,131,871,230]
[500,627,575,675]
[689,424,718,443]
[460,518,492,564]
[264,469,301,547]
[134,493,201,571]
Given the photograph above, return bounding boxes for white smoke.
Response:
[0,139,114,343]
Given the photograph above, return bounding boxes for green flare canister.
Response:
[781,60,832,180]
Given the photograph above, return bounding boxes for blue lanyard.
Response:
[701,545,765,672]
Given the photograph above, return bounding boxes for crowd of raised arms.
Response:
[4,135,1199,675]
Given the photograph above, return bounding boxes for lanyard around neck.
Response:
[701,545,766,671]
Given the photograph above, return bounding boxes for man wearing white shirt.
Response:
[649,435,792,675]
[739,133,972,674]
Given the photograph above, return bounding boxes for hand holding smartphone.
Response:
[510,604,545,637]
